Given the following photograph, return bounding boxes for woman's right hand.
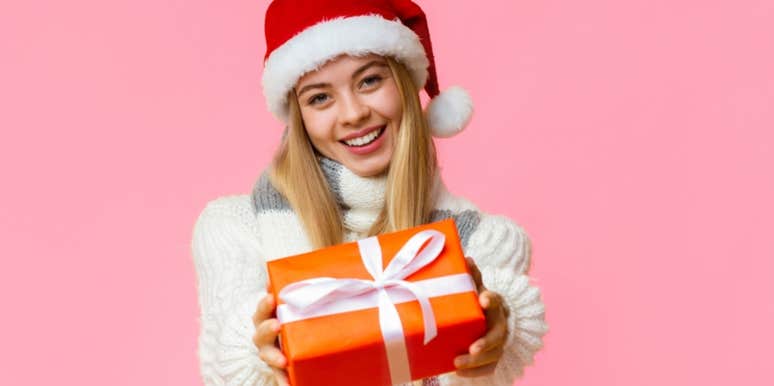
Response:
[252,293,290,386]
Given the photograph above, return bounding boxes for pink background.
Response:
[1,0,772,385]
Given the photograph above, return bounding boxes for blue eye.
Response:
[361,75,382,88]
[308,94,329,105]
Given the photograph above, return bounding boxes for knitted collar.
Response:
[252,155,391,233]
[317,155,389,234]
[251,154,481,261]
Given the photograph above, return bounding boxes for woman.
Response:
[191,1,548,385]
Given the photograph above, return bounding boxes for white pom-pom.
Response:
[425,86,474,138]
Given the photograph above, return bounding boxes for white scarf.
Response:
[250,156,482,262]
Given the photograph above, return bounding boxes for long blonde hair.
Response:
[268,56,438,249]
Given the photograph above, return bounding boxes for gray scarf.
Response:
[250,155,481,260]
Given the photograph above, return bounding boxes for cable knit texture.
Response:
[191,157,548,385]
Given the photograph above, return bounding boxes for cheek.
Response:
[371,82,403,122]
[299,109,337,142]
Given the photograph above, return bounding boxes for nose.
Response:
[338,92,370,126]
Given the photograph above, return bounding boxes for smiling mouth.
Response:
[340,125,386,147]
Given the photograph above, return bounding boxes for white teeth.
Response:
[344,127,384,147]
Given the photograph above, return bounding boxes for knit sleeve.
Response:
[191,198,277,386]
[439,214,548,386]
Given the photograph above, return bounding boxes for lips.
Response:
[340,123,388,155]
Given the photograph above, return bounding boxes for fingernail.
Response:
[454,357,466,367]
[481,295,489,308]
[273,320,281,332]
[471,343,482,354]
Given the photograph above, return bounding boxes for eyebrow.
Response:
[296,60,388,98]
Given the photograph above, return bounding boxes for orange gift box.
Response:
[266,218,487,386]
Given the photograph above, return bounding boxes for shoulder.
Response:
[191,194,261,253]
[195,194,256,225]
[198,194,254,215]
[435,184,532,275]
[437,187,530,240]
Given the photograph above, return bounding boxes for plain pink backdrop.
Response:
[1,0,772,385]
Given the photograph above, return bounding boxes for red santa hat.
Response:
[261,0,473,138]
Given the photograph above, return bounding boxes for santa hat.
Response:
[261,0,473,138]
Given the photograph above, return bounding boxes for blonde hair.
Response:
[268,56,438,249]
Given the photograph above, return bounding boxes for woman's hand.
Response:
[454,257,511,377]
[252,292,290,386]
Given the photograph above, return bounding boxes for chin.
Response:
[342,155,390,177]
[348,163,389,177]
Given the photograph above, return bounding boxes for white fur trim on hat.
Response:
[425,86,474,138]
[262,15,429,123]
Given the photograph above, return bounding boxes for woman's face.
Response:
[294,54,402,177]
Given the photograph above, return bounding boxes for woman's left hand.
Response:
[454,257,511,377]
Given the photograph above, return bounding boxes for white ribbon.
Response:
[277,229,477,385]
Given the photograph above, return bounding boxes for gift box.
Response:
[266,218,487,386]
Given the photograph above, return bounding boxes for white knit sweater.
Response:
[191,164,548,386]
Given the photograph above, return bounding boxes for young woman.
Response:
[191,1,548,385]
